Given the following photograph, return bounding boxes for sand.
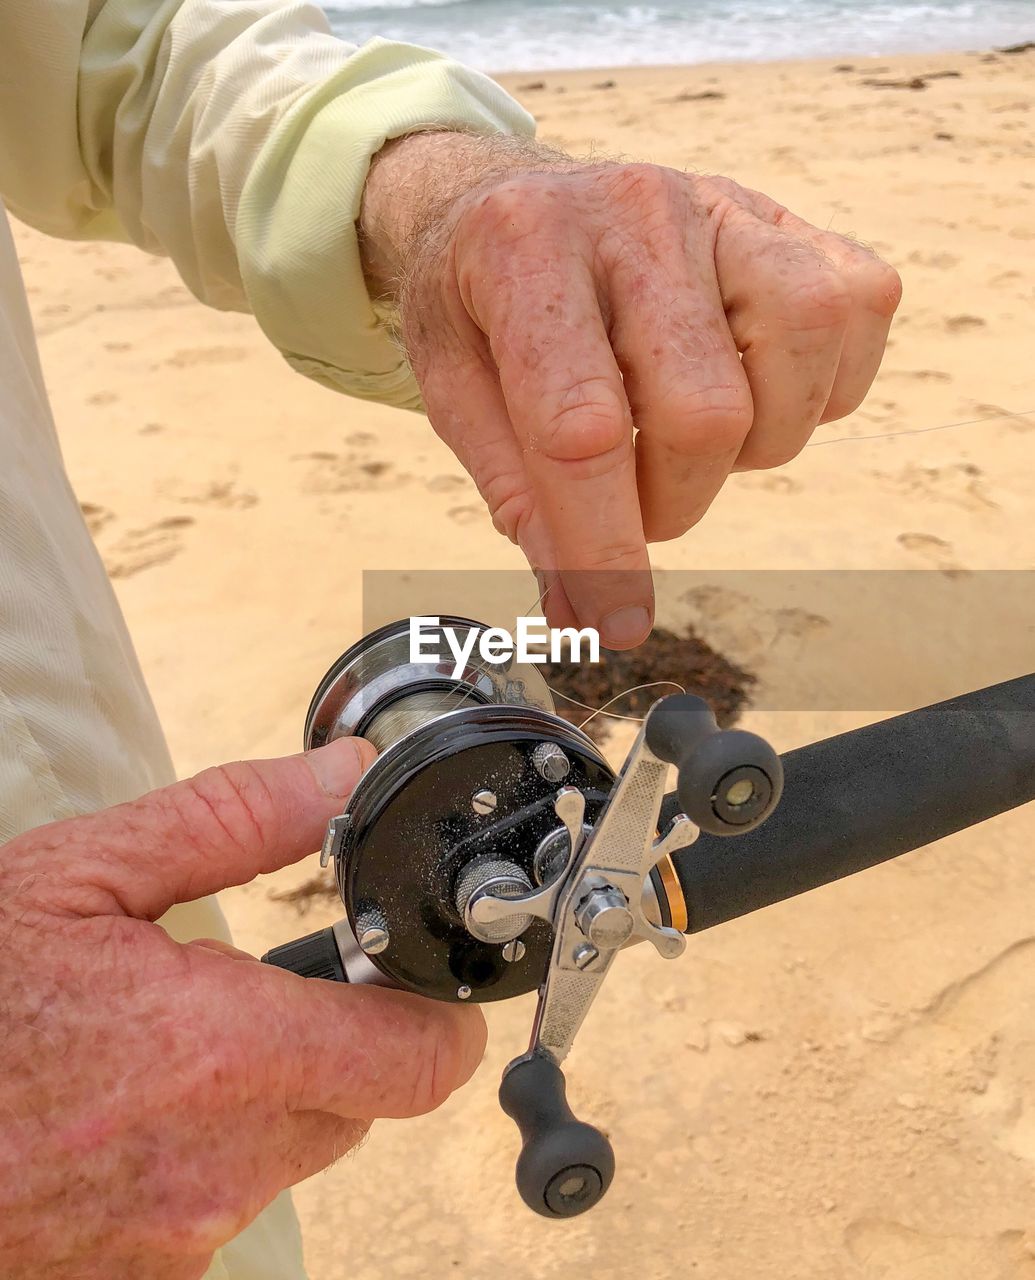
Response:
[12,45,1035,1280]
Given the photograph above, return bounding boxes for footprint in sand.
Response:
[877,461,997,512]
[883,368,951,383]
[104,516,194,579]
[736,472,802,495]
[426,474,471,494]
[896,530,951,554]
[86,390,119,406]
[905,249,961,269]
[973,402,1034,433]
[844,1218,1035,1277]
[896,530,967,576]
[841,939,1035,1277]
[679,583,830,674]
[945,314,987,332]
[294,451,405,494]
[447,505,484,526]
[855,397,901,423]
[899,938,1035,1176]
[79,501,114,536]
[162,346,249,369]
[159,477,258,509]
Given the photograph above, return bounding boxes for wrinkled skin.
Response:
[0,738,486,1279]
[360,135,903,646]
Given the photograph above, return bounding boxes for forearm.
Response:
[0,1,534,405]
[1,2,355,295]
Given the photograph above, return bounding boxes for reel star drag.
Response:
[264,617,1035,1219]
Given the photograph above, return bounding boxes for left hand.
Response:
[0,739,485,1280]
[360,133,902,647]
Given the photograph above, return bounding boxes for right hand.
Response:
[0,737,486,1280]
[361,133,901,645]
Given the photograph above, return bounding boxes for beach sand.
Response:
[12,45,1035,1280]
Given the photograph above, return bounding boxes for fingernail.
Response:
[306,738,376,798]
[600,605,651,650]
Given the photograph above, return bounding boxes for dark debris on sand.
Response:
[269,875,337,912]
[668,89,726,102]
[542,625,756,745]
[862,69,962,90]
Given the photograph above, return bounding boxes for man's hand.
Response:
[0,738,485,1280]
[360,133,902,647]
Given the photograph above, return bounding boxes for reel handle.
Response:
[645,694,784,835]
[499,1053,615,1219]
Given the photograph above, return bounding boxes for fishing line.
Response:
[424,583,556,716]
[422,584,683,733]
[807,405,1035,449]
[546,680,688,731]
[418,406,1033,727]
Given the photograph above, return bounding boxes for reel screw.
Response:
[576,886,634,949]
[532,742,571,784]
[472,789,498,816]
[355,907,390,956]
[572,943,599,970]
[502,939,526,963]
[457,984,473,1000]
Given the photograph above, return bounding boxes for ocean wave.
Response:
[322,0,1035,70]
[324,0,476,13]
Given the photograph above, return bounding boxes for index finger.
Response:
[485,260,654,648]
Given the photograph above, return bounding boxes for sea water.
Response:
[321,0,1034,72]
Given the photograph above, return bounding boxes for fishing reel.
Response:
[263,617,784,1217]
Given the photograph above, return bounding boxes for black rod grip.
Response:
[667,675,1035,934]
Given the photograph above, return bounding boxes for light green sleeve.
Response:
[0,1,535,410]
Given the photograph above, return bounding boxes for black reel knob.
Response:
[646,694,783,836]
[262,926,346,982]
[499,1053,615,1219]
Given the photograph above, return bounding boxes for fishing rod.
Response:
[263,617,1035,1219]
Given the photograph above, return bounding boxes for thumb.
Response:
[50,737,376,920]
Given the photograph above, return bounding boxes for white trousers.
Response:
[0,206,307,1280]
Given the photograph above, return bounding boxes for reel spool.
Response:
[285,617,616,1002]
